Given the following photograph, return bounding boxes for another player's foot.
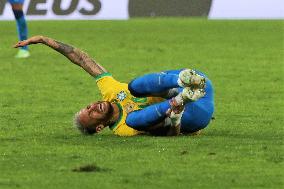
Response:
[178,69,206,89]
[15,49,30,58]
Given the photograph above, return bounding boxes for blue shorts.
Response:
[8,0,24,4]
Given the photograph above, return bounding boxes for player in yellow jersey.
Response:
[14,36,214,136]
[94,73,167,136]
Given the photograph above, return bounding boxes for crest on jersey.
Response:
[117,91,127,101]
[124,102,135,113]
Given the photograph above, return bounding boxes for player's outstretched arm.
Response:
[14,35,107,77]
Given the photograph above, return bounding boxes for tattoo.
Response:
[55,40,74,54]
[74,48,107,75]
[41,37,107,77]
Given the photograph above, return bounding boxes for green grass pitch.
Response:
[0,18,283,189]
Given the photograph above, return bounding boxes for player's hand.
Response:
[13,35,43,48]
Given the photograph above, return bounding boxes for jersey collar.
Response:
[109,102,123,130]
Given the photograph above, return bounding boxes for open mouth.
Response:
[99,102,105,113]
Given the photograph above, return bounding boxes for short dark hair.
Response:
[74,112,97,135]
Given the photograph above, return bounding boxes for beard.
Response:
[104,101,114,121]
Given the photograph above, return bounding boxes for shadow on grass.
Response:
[72,164,111,173]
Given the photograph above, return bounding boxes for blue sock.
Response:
[12,9,28,50]
[128,72,179,97]
[126,100,171,129]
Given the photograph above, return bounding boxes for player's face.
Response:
[78,101,113,130]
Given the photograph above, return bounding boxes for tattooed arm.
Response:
[14,35,107,77]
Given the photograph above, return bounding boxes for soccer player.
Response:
[9,0,30,58]
[14,35,214,136]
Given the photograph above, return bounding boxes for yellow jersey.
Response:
[95,73,163,136]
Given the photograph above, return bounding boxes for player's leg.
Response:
[180,79,214,133]
[9,0,30,58]
[128,70,180,97]
[126,87,205,130]
[126,100,171,130]
[128,69,205,98]
[181,99,214,133]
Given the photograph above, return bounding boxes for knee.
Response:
[11,3,23,10]
[128,80,144,97]
[181,104,214,133]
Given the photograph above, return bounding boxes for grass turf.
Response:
[0,18,283,189]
